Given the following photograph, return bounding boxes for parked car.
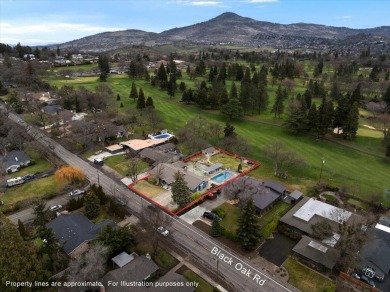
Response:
[69,189,85,196]
[360,275,376,288]
[22,174,34,180]
[157,226,169,237]
[50,205,62,211]
[147,203,157,210]
[94,158,104,166]
[203,211,220,220]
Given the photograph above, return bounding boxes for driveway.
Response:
[153,190,178,210]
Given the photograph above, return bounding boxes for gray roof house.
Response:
[264,179,287,195]
[156,142,176,152]
[101,254,159,292]
[202,147,218,156]
[47,213,116,256]
[292,235,340,270]
[139,148,179,164]
[0,150,31,173]
[41,104,63,115]
[151,163,208,193]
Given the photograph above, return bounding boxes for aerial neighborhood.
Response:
[1,2,390,292]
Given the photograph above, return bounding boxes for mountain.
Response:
[58,12,390,52]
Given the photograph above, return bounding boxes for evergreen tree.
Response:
[342,102,359,140]
[316,96,333,136]
[333,94,350,134]
[383,85,390,110]
[271,85,285,118]
[256,82,268,114]
[303,90,312,108]
[0,215,49,288]
[116,94,120,101]
[99,71,108,82]
[224,122,236,137]
[307,104,318,133]
[385,140,390,158]
[84,193,100,219]
[120,103,123,108]
[171,172,192,208]
[98,55,110,74]
[230,82,238,100]
[330,82,341,100]
[157,63,168,88]
[146,96,154,108]
[179,81,186,92]
[236,200,261,251]
[284,99,308,134]
[130,82,138,101]
[96,226,135,257]
[17,219,29,238]
[350,83,363,104]
[137,88,146,109]
[221,99,243,121]
[211,216,222,237]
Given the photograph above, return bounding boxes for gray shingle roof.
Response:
[42,104,63,114]
[139,148,177,163]
[156,143,176,152]
[0,150,31,169]
[47,213,116,254]
[293,235,340,269]
[204,163,223,174]
[263,179,287,194]
[102,255,159,290]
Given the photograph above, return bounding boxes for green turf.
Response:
[104,155,149,177]
[216,202,240,234]
[182,269,215,292]
[259,201,292,238]
[44,74,390,205]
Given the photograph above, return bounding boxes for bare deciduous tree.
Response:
[263,141,306,178]
[67,244,109,286]
[222,176,263,209]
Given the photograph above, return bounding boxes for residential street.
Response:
[3,106,298,292]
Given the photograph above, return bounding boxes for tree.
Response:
[0,215,49,290]
[311,220,333,240]
[17,219,29,238]
[55,166,86,184]
[129,82,138,101]
[236,199,261,251]
[263,141,307,178]
[136,88,146,109]
[98,55,110,74]
[67,244,108,284]
[224,122,236,137]
[342,102,359,140]
[383,84,390,110]
[99,71,108,82]
[96,226,135,257]
[271,85,285,118]
[146,96,154,108]
[127,156,140,183]
[221,98,243,121]
[284,98,308,134]
[32,200,50,228]
[116,93,120,101]
[84,192,100,219]
[171,171,192,208]
[211,216,223,237]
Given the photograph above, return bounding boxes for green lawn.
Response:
[45,74,390,205]
[104,155,149,177]
[347,198,370,210]
[182,269,216,292]
[322,194,337,203]
[259,201,292,238]
[133,180,166,198]
[134,242,177,269]
[210,153,251,172]
[1,176,64,208]
[215,202,240,234]
[283,256,335,292]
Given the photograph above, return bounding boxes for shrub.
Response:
[147,177,157,185]
[212,207,226,219]
[191,192,202,200]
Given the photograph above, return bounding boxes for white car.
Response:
[157,226,169,237]
[69,189,85,196]
[50,205,62,211]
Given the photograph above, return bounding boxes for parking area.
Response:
[258,232,297,266]
[180,206,208,225]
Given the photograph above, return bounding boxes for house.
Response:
[0,150,31,173]
[105,144,124,154]
[101,254,159,292]
[264,179,287,195]
[202,147,218,157]
[252,179,284,214]
[203,163,223,175]
[292,235,340,271]
[288,190,303,204]
[151,163,208,193]
[119,138,169,154]
[139,148,179,164]
[156,142,176,152]
[358,218,390,281]
[47,213,116,256]
[41,104,63,115]
[58,109,74,123]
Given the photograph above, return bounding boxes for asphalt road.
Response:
[3,105,299,292]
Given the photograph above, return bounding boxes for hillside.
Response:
[58,12,390,52]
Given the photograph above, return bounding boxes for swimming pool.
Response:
[210,171,235,184]
[153,134,171,139]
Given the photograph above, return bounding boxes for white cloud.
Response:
[242,0,278,3]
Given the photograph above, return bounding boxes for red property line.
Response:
[126,148,261,217]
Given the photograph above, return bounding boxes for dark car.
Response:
[360,275,376,288]
[203,211,219,220]
[147,203,157,210]
[22,174,34,180]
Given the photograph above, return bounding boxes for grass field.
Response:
[104,155,149,177]
[259,201,292,238]
[283,256,335,292]
[45,74,390,205]
[210,153,251,172]
[133,180,166,198]
[216,202,240,234]
[1,176,64,207]
[347,198,370,210]
[134,242,178,269]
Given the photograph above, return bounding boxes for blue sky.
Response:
[1,0,390,45]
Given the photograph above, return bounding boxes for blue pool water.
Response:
[152,134,171,139]
[210,171,235,184]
